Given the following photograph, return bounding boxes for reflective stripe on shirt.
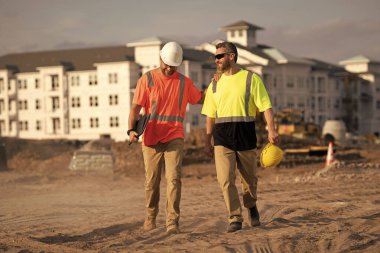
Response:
[145,71,185,123]
[213,71,254,124]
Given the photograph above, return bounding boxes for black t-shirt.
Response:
[213,121,257,151]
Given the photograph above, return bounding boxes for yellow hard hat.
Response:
[260,143,284,168]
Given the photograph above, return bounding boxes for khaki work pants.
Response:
[142,138,184,227]
[214,145,258,224]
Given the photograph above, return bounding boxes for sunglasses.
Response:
[215,53,232,60]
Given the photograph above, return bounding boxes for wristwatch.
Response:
[127,129,135,135]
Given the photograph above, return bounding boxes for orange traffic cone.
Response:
[325,142,335,167]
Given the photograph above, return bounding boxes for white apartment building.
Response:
[339,55,380,135]
[0,39,215,141]
[0,21,378,141]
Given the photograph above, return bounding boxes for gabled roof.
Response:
[339,55,380,65]
[0,46,134,72]
[221,20,263,31]
[306,58,346,73]
[238,44,272,60]
[263,48,312,65]
[126,36,171,47]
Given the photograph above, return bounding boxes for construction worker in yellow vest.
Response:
[202,41,279,233]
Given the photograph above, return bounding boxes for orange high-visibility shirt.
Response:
[132,69,202,146]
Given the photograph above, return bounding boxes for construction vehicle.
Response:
[275,109,319,139]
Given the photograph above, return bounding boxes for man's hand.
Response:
[204,118,215,157]
[263,108,279,144]
[128,130,139,145]
[268,130,279,144]
[204,142,214,158]
[212,72,222,82]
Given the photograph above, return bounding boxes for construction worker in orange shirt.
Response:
[128,42,203,234]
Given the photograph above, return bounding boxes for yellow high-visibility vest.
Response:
[202,69,272,123]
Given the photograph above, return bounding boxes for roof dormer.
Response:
[221,21,263,48]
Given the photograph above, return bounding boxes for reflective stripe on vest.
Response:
[146,71,154,87]
[146,71,185,122]
[213,71,254,124]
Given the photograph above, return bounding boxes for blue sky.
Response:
[0,0,379,63]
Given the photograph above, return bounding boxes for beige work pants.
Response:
[214,145,258,224]
[142,138,184,227]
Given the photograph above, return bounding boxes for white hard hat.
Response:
[160,42,183,67]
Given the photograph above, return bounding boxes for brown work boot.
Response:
[248,205,261,227]
[227,222,242,233]
[143,217,156,231]
[166,224,180,235]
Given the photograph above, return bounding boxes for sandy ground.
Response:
[1,144,380,252]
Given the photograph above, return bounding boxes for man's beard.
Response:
[161,68,175,76]
[218,60,231,72]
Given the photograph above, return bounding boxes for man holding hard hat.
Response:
[202,41,280,233]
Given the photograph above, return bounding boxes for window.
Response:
[52,97,59,110]
[297,77,304,88]
[71,97,81,108]
[287,97,294,108]
[90,117,99,128]
[35,99,40,110]
[19,121,28,131]
[0,121,4,133]
[263,74,270,88]
[317,77,326,92]
[89,75,98,85]
[18,79,27,89]
[8,79,12,91]
[18,100,28,110]
[238,30,243,37]
[35,78,40,89]
[51,75,59,90]
[230,30,235,38]
[71,76,80,86]
[36,120,41,131]
[297,97,305,108]
[110,116,119,127]
[109,73,118,84]
[109,95,118,105]
[0,100,4,113]
[71,118,81,129]
[52,118,60,132]
[0,78,4,92]
[89,96,98,107]
[286,76,295,88]
[318,97,325,110]
[190,72,198,82]
[335,80,340,91]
